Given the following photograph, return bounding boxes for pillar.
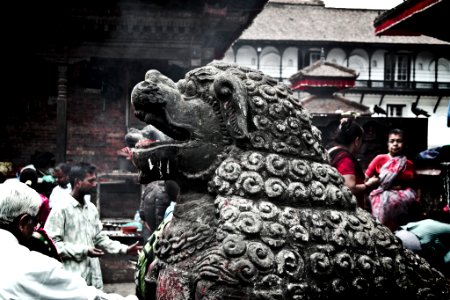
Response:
[56,64,68,163]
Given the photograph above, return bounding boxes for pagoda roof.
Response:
[301,94,371,115]
[289,59,358,91]
[290,60,358,81]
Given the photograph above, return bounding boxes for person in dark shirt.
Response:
[138,180,171,241]
[136,180,181,300]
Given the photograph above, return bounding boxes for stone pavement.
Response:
[103,282,136,297]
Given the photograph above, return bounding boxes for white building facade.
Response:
[219,1,450,148]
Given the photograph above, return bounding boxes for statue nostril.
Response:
[220,86,232,98]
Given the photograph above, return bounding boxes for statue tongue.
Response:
[136,139,158,148]
[117,147,133,160]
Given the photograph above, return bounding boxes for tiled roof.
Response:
[301,94,371,114]
[239,2,449,45]
[290,60,358,82]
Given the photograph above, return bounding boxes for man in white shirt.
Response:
[0,180,137,300]
[49,162,72,209]
[45,163,141,289]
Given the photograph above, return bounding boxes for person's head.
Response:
[54,163,71,188]
[19,167,38,191]
[0,162,14,183]
[30,151,55,175]
[164,180,180,203]
[0,181,41,244]
[69,163,97,199]
[387,128,405,157]
[333,118,364,153]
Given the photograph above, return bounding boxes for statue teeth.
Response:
[148,158,154,170]
[158,161,162,178]
[167,161,170,174]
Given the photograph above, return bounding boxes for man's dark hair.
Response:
[388,128,404,139]
[30,151,55,170]
[55,162,71,175]
[69,162,96,187]
[19,168,38,190]
[164,180,180,202]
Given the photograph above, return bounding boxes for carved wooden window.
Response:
[309,51,321,65]
[384,53,411,87]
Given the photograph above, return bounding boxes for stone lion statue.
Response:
[129,62,449,299]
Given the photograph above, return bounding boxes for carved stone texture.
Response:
[129,62,449,299]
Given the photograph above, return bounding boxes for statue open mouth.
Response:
[128,124,190,183]
[127,108,213,184]
[129,70,228,184]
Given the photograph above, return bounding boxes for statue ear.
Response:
[213,73,248,139]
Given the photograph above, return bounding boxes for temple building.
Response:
[374,0,450,128]
[220,0,450,148]
[1,0,269,172]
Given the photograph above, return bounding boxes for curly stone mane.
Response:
[182,62,327,160]
[129,62,450,300]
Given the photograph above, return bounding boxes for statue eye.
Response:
[177,80,186,94]
[185,80,197,97]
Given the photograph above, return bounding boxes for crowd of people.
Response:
[0,180,138,299]
[329,119,449,276]
[0,160,140,299]
[0,123,448,298]
[329,120,421,228]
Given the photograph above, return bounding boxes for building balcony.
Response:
[282,77,450,96]
[349,80,450,95]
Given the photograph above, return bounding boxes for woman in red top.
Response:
[19,167,61,261]
[366,128,419,231]
[328,118,378,209]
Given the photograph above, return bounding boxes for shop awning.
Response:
[374,0,450,42]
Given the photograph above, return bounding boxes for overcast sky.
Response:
[324,0,404,9]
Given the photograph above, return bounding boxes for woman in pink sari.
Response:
[366,129,420,231]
